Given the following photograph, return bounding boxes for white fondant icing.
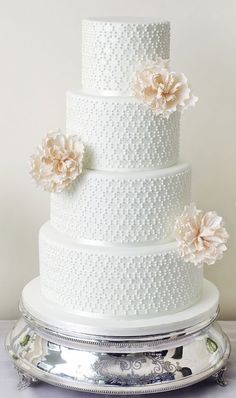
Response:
[39,223,203,319]
[23,277,218,336]
[66,91,180,171]
[82,18,170,95]
[50,164,191,244]
[33,18,208,328]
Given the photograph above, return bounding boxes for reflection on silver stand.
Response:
[6,302,230,395]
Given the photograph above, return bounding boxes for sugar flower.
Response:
[174,203,229,267]
[133,59,198,117]
[30,131,84,193]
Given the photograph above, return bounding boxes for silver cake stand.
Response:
[6,300,230,395]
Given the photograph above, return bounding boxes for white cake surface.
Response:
[50,164,191,244]
[82,18,170,95]
[33,17,211,328]
[67,91,180,171]
[22,277,219,336]
[39,222,203,318]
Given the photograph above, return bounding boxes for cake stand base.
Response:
[6,306,230,394]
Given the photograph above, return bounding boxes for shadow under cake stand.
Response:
[6,278,230,394]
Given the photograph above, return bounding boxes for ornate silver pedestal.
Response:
[6,303,230,394]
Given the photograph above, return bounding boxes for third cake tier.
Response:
[50,163,191,245]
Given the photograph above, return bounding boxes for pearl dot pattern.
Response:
[40,224,203,318]
[50,165,191,244]
[67,91,180,170]
[82,19,170,94]
[39,18,201,320]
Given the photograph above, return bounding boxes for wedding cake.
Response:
[25,17,228,335]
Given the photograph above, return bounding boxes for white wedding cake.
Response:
[26,17,228,334]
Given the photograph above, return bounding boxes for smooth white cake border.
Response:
[41,221,179,252]
[84,17,169,24]
[22,277,219,336]
[82,162,190,179]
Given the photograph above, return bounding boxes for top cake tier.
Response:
[82,18,170,95]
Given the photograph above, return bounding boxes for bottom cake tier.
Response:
[39,223,203,319]
[21,277,219,336]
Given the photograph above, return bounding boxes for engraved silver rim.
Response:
[6,313,231,395]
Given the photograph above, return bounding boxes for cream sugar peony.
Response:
[133,58,198,118]
[174,203,229,267]
[30,131,84,193]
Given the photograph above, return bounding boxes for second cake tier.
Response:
[67,91,180,171]
[51,164,191,244]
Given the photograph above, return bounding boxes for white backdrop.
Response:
[0,0,235,319]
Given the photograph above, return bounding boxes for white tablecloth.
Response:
[1,320,235,397]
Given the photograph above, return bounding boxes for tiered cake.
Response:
[24,18,228,335]
[7,17,231,394]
